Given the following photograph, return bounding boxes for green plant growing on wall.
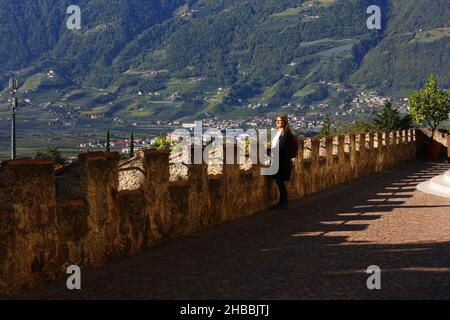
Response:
[36,148,66,169]
[153,136,172,151]
[36,148,65,164]
[242,136,250,156]
[171,137,185,153]
[408,74,450,139]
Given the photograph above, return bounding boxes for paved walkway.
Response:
[17,160,450,299]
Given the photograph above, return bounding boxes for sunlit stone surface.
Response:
[418,170,450,198]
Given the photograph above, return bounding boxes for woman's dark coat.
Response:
[271,130,293,181]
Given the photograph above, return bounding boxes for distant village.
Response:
[78,138,149,155]
[77,90,409,157]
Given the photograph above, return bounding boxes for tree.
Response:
[399,114,413,130]
[106,130,111,152]
[320,114,332,137]
[373,101,412,131]
[408,74,450,139]
[129,131,135,158]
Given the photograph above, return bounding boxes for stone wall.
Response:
[118,154,145,191]
[415,128,448,159]
[0,130,417,296]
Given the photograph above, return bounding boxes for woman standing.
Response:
[271,114,294,209]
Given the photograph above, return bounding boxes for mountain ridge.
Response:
[0,0,448,121]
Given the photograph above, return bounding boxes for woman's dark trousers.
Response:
[275,178,288,205]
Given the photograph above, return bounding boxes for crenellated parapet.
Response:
[0,129,418,296]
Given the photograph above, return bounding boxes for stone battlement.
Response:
[0,130,417,296]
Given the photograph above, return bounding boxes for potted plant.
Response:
[408,74,450,161]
